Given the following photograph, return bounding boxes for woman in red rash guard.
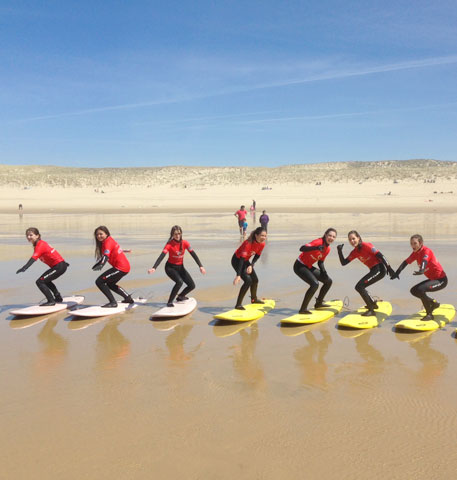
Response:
[392,234,448,320]
[337,230,395,316]
[232,226,267,310]
[148,225,206,307]
[16,227,69,306]
[93,226,134,308]
[294,228,336,314]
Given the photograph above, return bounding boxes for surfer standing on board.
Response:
[294,228,336,314]
[232,226,267,310]
[337,230,395,316]
[148,225,206,307]
[16,227,69,306]
[391,234,448,321]
[234,205,247,236]
[93,226,134,308]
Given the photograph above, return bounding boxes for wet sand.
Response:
[1,212,457,479]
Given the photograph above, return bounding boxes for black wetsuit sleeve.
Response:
[16,257,36,273]
[152,252,166,270]
[92,255,108,270]
[189,250,203,268]
[317,260,328,276]
[394,260,408,278]
[299,245,322,253]
[414,259,427,274]
[337,247,350,266]
[251,254,261,266]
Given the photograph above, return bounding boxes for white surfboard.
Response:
[71,297,147,318]
[150,297,197,319]
[10,296,85,317]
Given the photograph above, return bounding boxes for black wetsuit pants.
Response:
[96,268,130,303]
[165,262,195,304]
[355,263,386,309]
[293,260,332,312]
[36,261,68,302]
[410,276,448,313]
[231,254,259,306]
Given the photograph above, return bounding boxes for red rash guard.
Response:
[235,240,265,261]
[347,242,381,269]
[32,240,64,267]
[102,236,130,273]
[235,209,247,221]
[298,238,330,267]
[406,246,445,280]
[163,239,193,265]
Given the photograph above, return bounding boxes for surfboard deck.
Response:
[280,300,343,324]
[10,295,85,317]
[337,301,392,329]
[150,297,197,319]
[71,297,147,318]
[214,299,275,322]
[395,304,455,332]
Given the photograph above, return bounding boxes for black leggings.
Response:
[36,261,68,302]
[293,260,332,312]
[231,253,259,306]
[355,263,386,309]
[165,262,195,304]
[411,276,448,313]
[96,267,130,303]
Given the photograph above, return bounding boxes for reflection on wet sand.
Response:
[294,329,331,390]
[35,318,68,377]
[228,323,266,390]
[396,332,448,387]
[96,319,131,371]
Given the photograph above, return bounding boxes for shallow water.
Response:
[1,212,457,479]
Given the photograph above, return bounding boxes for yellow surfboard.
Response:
[395,304,455,332]
[280,300,343,324]
[214,299,275,322]
[337,301,392,329]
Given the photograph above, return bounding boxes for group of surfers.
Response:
[16,224,448,321]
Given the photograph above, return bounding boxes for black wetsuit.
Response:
[231,253,261,307]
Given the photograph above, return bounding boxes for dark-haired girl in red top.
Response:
[392,234,448,320]
[148,225,206,307]
[338,230,395,316]
[232,226,267,310]
[16,227,69,306]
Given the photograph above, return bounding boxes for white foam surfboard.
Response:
[10,296,85,317]
[71,297,147,318]
[150,297,197,319]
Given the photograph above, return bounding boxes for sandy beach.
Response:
[1,160,457,479]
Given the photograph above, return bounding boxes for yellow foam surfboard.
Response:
[280,300,343,324]
[395,304,455,332]
[337,301,392,329]
[214,299,275,322]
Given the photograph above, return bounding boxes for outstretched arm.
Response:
[189,250,206,274]
[148,252,166,274]
[337,244,350,266]
[16,257,36,274]
[375,251,396,278]
[92,255,108,271]
[391,260,408,279]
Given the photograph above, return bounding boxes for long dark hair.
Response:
[25,227,41,247]
[322,227,337,245]
[94,225,110,259]
[247,226,267,243]
[410,234,424,245]
[168,225,183,252]
[348,230,362,249]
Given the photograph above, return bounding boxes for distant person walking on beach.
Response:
[93,226,134,308]
[148,225,206,307]
[294,228,336,314]
[234,205,247,235]
[337,230,395,317]
[391,234,448,321]
[259,210,269,232]
[232,227,267,309]
[16,227,69,306]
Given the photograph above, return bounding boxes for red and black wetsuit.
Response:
[294,237,332,313]
[95,236,131,304]
[152,238,203,305]
[231,239,265,306]
[339,241,391,310]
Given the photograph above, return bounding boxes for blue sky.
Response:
[1,0,456,167]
